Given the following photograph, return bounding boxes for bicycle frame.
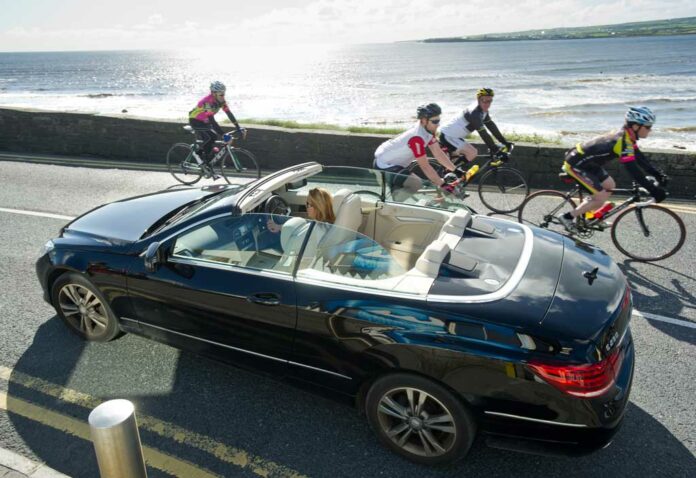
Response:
[558,183,654,233]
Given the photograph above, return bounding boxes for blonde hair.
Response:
[307,188,335,224]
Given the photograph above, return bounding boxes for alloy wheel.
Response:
[57,284,110,337]
[376,386,457,457]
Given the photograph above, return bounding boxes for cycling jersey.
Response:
[189,93,232,123]
[566,128,642,168]
[439,101,507,152]
[374,122,438,169]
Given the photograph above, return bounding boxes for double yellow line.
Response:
[664,203,696,215]
[0,365,306,478]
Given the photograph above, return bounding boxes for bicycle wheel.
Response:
[167,143,203,185]
[220,148,260,184]
[517,190,578,234]
[610,204,686,261]
[477,167,529,213]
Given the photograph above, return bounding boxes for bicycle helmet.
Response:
[416,103,442,119]
[625,106,656,126]
[210,81,227,93]
[476,87,495,98]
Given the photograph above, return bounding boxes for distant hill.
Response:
[421,16,696,42]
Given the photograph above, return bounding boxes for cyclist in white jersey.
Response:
[438,88,513,163]
[374,103,460,195]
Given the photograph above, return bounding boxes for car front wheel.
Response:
[51,273,121,342]
[365,373,476,465]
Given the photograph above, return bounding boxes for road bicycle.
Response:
[400,144,529,213]
[167,126,260,185]
[517,173,686,262]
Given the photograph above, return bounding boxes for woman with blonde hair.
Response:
[305,187,335,224]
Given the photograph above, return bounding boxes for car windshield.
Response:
[305,166,472,213]
[144,184,246,237]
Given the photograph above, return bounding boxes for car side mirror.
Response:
[144,241,163,272]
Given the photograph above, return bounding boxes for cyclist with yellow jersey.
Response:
[558,106,667,232]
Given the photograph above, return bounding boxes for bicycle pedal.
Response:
[490,160,503,167]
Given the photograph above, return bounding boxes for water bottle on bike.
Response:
[585,201,615,220]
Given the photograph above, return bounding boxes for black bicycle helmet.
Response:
[416,103,442,119]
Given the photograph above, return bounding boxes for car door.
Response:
[127,213,300,375]
[289,223,434,393]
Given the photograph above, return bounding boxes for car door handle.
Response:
[246,293,281,306]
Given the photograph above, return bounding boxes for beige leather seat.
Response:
[332,189,362,232]
[415,240,450,277]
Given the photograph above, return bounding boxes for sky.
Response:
[1,0,696,52]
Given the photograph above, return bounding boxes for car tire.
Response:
[51,273,121,342]
[365,373,476,465]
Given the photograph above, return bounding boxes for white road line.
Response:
[633,310,696,329]
[0,207,74,221]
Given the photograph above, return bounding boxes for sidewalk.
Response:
[0,448,69,478]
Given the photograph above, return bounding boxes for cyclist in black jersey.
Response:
[438,87,514,163]
[558,106,668,232]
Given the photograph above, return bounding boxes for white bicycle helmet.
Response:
[210,81,226,93]
[625,106,656,126]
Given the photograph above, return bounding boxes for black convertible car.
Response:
[37,163,634,465]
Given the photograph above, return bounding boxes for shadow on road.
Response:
[7,317,696,477]
[619,259,696,346]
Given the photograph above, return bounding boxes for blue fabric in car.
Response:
[327,238,393,273]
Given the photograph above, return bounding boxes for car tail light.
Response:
[528,346,625,398]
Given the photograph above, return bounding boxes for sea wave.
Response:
[665,126,696,132]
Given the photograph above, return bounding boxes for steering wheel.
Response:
[263,195,291,222]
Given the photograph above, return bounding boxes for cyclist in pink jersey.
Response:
[188,81,245,165]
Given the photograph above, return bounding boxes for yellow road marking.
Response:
[664,204,696,214]
[0,391,219,478]
[0,366,306,478]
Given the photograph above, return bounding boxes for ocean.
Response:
[1,35,695,151]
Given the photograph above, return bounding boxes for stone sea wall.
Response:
[1,107,694,198]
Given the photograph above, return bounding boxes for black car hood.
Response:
[65,188,213,243]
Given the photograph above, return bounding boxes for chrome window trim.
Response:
[168,256,295,282]
[131,320,351,380]
[295,275,425,299]
[484,411,588,428]
[427,223,534,303]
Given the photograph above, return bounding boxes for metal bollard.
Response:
[88,399,148,478]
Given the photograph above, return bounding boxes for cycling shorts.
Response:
[562,161,609,194]
[438,133,468,152]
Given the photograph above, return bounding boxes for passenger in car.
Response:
[267,187,335,233]
[305,187,336,224]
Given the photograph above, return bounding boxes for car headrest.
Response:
[415,240,451,277]
[332,188,362,232]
